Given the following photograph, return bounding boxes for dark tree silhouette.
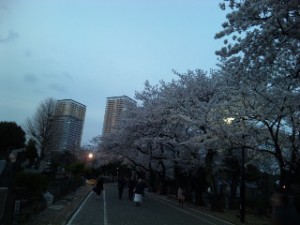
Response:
[0,121,25,159]
[25,138,38,167]
[26,97,57,167]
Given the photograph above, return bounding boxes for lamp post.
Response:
[88,153,94,160]
[240,138,245,223]
[86,152,94,167]
[224,117,245,223]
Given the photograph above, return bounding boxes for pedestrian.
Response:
[141,179,146,197]
[128,177,136,201]
[270,192,299,225]
[177,185,186,208]
[93,177,104,200]
[133,178,144,206]
[118,175,126,200]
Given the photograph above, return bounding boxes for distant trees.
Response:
[0,121,26,159]
[26,98,57,165]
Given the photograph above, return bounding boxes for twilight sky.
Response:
[0,0,227,145]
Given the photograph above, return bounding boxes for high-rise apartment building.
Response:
[52,99,86,152]
[102,95,136,134]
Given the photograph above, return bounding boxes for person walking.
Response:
[93,177,104,200]
[133,178,145,207]
[177,185,186,208]
[128,177,136,201]
[117,176,126,200]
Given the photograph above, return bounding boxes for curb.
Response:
[61,185,92,225]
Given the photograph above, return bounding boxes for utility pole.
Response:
[240,136,245,223]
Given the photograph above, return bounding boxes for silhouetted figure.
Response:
[177,185,186,208]
[93,177,104,199]
[128,177,136,201]
[118,176,126,200]
[134,178,144,207]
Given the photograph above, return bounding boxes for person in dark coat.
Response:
[128,177,136,201]
[133,178,145,206]
[117,176,126,200]
[177,185,186,208]
[94,177,104,199]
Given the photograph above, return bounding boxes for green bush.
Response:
[65,162,85,175]
[15,172,50,196]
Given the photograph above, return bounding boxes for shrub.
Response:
[65,162,85,175]
[15,172,50,196]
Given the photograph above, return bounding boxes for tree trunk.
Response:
[148,162,156,192]
[205,149,216,192]
[158,161,167,195]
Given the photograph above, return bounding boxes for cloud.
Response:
[63,72,73,80]
[43,72,71,79]
[24,49,32,57]
[0,30,18,43]
[0,4,12,14]
[48,83,68,93]
[24,73,39,83]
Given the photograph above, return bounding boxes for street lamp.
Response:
[88,153,94,159]
[240,138,245,223]
[85,152,94,168]
[224,117,245,223]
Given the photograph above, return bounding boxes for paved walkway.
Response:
[20,184,92,225]
[67,183,234,225]
[19,183,271,225]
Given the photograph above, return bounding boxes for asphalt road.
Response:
[66,183,232,225]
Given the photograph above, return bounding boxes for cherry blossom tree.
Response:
[214,1,300,190]
[100,70,226,193]
[216,0,300,77]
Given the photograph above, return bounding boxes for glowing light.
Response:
[224,117,235,124]
[88,153,94,159]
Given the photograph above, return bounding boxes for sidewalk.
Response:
[20,184,92,225]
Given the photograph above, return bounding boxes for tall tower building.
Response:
[102,95,136,134]
[53,99,86,152]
